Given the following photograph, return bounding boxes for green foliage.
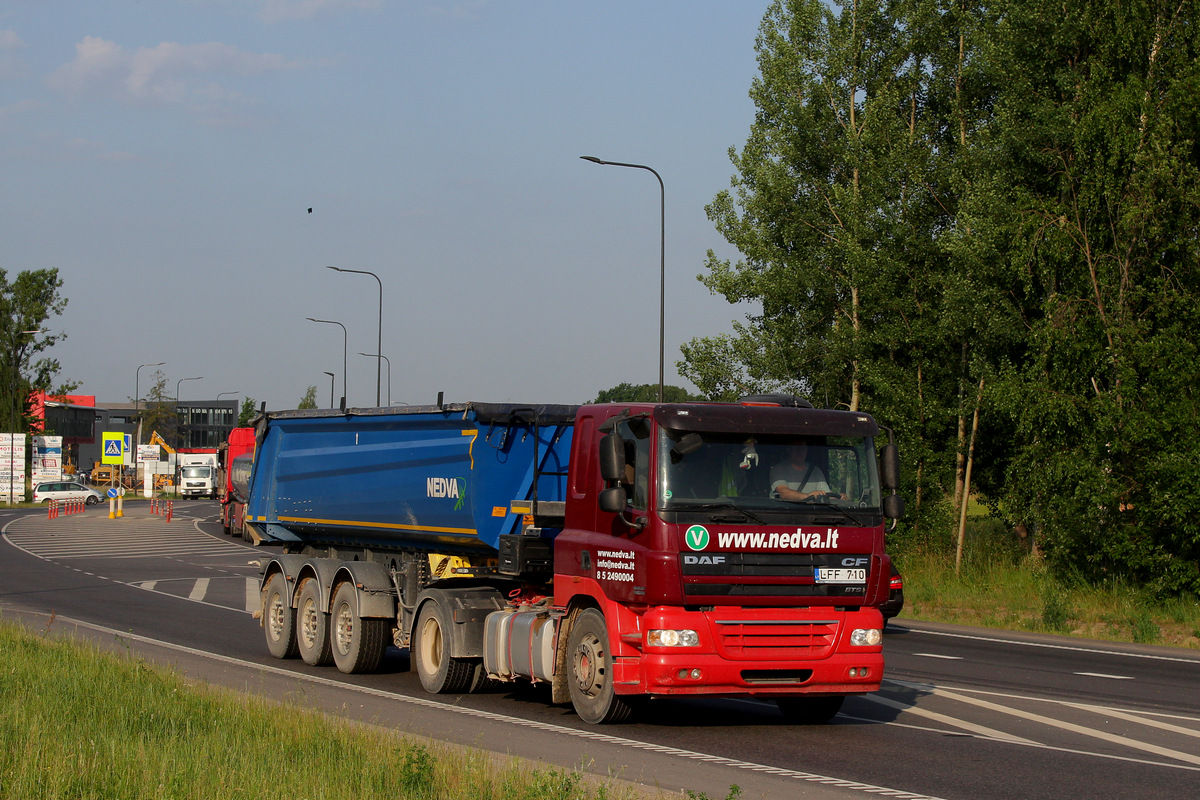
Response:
[138,370,176,446]
[237,397,257,427]
[0,268,72,433]
[297,385,319,409]
[689,0,1200,595]
[0,621,641,800]
[685,786,742,800]
[591,382,706,403]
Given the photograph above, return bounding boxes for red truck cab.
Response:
[551,399,899,722]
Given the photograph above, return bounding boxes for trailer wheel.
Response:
[329,581,388,674]
[413,599,475,694]
[567,608,632,724]
[775,695,845,724]
[263,572,298,659]
[296,578,333,666]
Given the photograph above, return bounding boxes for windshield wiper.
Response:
[679,499,767,524]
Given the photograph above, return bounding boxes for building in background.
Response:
[175,399,238,450]
[29,393,238,472]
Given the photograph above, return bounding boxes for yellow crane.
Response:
[148,431,176,489]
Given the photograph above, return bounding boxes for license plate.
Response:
[814,567,866,584]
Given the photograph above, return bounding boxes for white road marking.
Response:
[1074,672,1134,680]
[911,626,1200,665]
[914,653,962,660]
[188,578,210,601]
[245,577,260,612]
[891,680,1200,767]
[1066,703,1200,741]
[862,692,1040,744]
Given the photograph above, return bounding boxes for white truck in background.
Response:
[178,452,218,499]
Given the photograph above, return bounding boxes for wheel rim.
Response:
[299,597,318,648]
[267,593,286,642]
[572,632,605,697]
[418,615,443,676]
[334,602,354,655]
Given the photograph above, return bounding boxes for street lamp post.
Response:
[580,156,666,402]
[358,353,391,406]
[327,266,383,407]
[175,376,202,448]
[135,361,165,448]
[216,392,239,443]
[322,372,336,409]
[307,317,348,408]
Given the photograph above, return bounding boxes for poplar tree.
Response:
[987,0,1200,592]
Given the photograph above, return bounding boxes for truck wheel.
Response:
[329,581,388,674]
[413,599,476,694]
[567,608,632,724]
[263,573,298,659]
[296,578,333,666]
[775,695,845,723]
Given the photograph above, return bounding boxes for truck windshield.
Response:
[657,430,882,518]
[182,467,211,479]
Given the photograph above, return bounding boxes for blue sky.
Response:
[2,0,765,410]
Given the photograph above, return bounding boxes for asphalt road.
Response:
[2,502,1198,800]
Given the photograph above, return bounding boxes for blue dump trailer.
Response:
[248,398,902,724]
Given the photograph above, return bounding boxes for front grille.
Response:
[712,617,838,660]
[681,552,871,599]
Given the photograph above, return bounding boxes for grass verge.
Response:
[896,549,1200,649]
[0,619,647,800]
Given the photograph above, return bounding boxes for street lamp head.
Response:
[580,155,606,165]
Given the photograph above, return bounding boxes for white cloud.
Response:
[256,0,381,23]
[46,36,302,111]
[0,28,27,80]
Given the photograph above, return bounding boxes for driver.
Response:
[770,440,844,501]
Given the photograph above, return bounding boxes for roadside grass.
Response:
[0,619,646,800]
[896,523,1200,649]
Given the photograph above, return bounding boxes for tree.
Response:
[298,386,318,410]
[139,371,177,446]
[1,268,73,433]
[983,0,1200,593]
[681,0,988,542]
[687,0,1200,593]
[591,383,706,404]
[237,397,257,427]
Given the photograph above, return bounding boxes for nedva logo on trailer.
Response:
[427,477,467,511]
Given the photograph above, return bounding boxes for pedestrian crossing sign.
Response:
[102,432,125,465]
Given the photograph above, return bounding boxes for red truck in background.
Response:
[218,427,255,539]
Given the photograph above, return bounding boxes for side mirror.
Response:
[599,486,626,514]
[880,443,900,492]
[599,433,624,483]
[883,493,904,520]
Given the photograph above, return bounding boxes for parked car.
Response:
[879,562,905,625]
[32,481,103,505]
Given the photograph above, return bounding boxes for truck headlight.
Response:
[850,628,882,647]
[648,629,699,647]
